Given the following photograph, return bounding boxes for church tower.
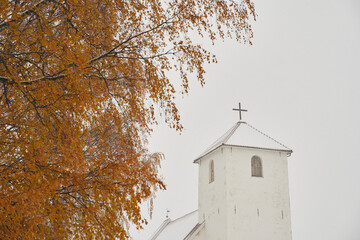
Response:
[193,105,292,240]
[149,104,293,240]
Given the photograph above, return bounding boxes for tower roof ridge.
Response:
[194,121,241,162]
[244,122,292,151]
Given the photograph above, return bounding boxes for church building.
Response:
[150,104,293,240]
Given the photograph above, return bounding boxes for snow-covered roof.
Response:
[194,121,292,163]
[150,210,203,240]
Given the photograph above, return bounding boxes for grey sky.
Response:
[133,0,360,239]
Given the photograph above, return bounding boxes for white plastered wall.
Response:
[196,148,228,240]
[195,146,292,240]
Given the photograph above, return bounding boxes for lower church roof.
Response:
[150,210,203,240]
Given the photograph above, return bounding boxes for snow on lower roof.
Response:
[194,121,292,162]
[151,210,198,240]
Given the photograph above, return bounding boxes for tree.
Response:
[0,0,255,239]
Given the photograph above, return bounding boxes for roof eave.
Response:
[193,144,293,163]
[193,144,225,164]
[149,218,171,240]
[184,221,205,240]
[223,144,293,154]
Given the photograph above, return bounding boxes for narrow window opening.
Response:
[251,156,263,177]
[209,160,214,183]
[257,208,260,217]
[234,205,237,214]
[281,210,284,219]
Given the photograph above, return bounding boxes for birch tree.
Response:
[0,0,255,239]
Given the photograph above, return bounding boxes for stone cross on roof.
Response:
[232,102,247,121]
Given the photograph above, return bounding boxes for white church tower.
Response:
[150,103,293,240]
[194,103,292,240]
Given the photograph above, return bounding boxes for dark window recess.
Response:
[251,156,263,177]
[209,160,215,183]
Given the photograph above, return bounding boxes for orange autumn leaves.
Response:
[0,0,254,239]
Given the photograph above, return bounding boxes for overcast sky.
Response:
[133,0,360,239]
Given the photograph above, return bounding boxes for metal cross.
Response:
[233,102,247,121]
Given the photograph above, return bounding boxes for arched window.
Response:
[251,156,263,177]
[209,160,214,183]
